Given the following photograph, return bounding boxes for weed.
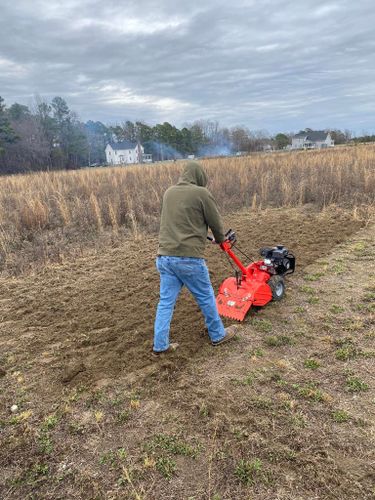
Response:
[110,396,124,407]
[303,358,320,370]
[156,456,176,480]
[94,410,104,422]
[42,414,58,430]
[89,390,104,404]
[143,455,156,468]
[117,410,130,423]
[234,458,262,485]
[300,285,315,294]
[362,350,375,358]
[304,272,324,282]
[330,304,345,314]
[68,422,85,435]
[147,434,200,458]
[307,296,320,305]
[99,450,117,466]
[248,348,264,357]
[130,398,140,410]
[39,433,53,454]
[334,336,354,347]
[117,466,138,488]
[346,376,369,392]
[234,372,257,386]
[199,402,209,418]
[117,448,127,460]
[9,410,32,424]
[294,383,326,402]
[332,410,350,423]
[335,346,357,361]
[250,397,273,409]
[264,335,292,347]
[294,306,306,313]
[343,319,364,332]
[352,241,367,256]
[290,412,307,428]
[32,463,49,477]
[363,291,375,302]
[330,262,346,274]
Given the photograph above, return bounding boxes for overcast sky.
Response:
[1,0,374,133]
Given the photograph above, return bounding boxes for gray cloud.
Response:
[0,0,374,132]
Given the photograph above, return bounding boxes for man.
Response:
[153,161,238,354]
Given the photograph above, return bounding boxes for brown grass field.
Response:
[0,146,374,275]
[0,146,374,499]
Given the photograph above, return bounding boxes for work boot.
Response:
[211,325,240,346]
[152,342,179,356]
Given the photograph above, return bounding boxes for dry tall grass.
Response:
[0,146,374,274]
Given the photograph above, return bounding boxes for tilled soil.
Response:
[1,206,374,500]
[0,207,362,395]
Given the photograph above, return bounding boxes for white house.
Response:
[105,141,151,165]
[291,131,334,150]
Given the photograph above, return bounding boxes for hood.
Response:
[178,161,208,187]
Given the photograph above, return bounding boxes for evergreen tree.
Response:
[0,97,18,155]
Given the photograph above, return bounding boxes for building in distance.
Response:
[105,142,152,165]
[291,130,334,150]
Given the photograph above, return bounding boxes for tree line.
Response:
[0,95,364,175]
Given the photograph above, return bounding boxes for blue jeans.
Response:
[154,256,226,352]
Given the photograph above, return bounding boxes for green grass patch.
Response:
[346,376,369,392]
[248,348,264,358]
[300,285,315,294]
[332,410,350,423]
[335,345,357,361]
[42,414,58,430]
[99,448,127,468]
[146,434,200,458]
[303,358,320,370]
[293,383,326,402]
[249,397,273,409]
[39,432,53,454]
[329,304,345,314]
[10,463,51,488]
[352,241,368,256]
[361,350,375,358]
[307,296,320,305]
[330,262,346,274]
[234,373,256,386]
[264,335,292,347]
[363,291,375,302]
[99,450,118,466]
[235,458,262,485]
[199,402,209,417]
[156,456,176,480]
[304,272,324,282]
[117,410,130,423]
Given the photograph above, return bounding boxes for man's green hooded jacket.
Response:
[157,162,225,258]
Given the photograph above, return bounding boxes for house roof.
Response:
[107,141,138,150]
[293,131,329,141]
